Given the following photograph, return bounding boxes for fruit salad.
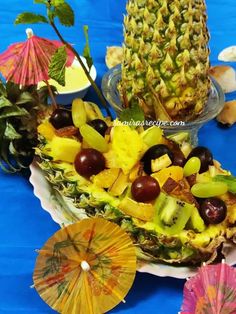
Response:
[36,99,236,265]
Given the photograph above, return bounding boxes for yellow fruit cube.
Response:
[129,162,143,182]
[151,154,172,172]
[105,125,144,174]
[152,166,184,187]
[50,136,81,163]
[37,121,55,140]
[93,168,120,189]
[109,171,129,196]
[119,197,154,221]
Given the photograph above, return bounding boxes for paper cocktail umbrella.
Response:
[33,218,137,313]
[0,28,75,108]
[180,261,236,314]
[0,28,74,85]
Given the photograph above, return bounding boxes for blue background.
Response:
[0,1,236,313]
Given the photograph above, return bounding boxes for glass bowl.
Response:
[102,65,225,146]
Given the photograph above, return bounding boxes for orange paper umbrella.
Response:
[33,218,137,314]
[0,28,74,86]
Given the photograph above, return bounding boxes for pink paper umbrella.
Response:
[0,28,75,107]
[180,261,236,314]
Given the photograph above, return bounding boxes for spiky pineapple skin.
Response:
[121,0,210,120]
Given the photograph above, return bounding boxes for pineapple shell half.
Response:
[35,136,236,266]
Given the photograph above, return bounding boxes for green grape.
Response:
[183,157,201,177]
[80,124,109,153]
[191,182,228,198]
[141,126,163,147]
[72,98,87,127]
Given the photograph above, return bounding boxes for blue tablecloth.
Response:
[0,1,235,313]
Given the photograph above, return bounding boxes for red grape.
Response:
[187,146,213,173]
[50,108,73,129]
[88,119,108,137]
[74,148,105,178]
[199,198,227,224]
[131,176,160,203]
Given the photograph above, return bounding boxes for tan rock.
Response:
[218,46,236,62]
[105,46,123,69]
[217,100,236,126]
[209,65,236,93]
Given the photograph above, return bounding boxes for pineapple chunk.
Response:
[109,170,129,196]
[37,121,55,140]
[119,197,154,221]
[129,162,143,182]
[152,166,184,187]
[190,224,225,247]
[196,171,211,183]
[181,142,192,158]
[50,136,81,163]
[104,125,144,174]
[229,206,236,224]
[93,168,120,189]
[151,154,172,172]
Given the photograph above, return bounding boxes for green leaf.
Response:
[0,120,6,142]
[4,123,22,140]
[54,2,74,26]
[83,25,93,70]
[34,0,47,4]
[48,46,67,86]
[214,175,236,194]
[0,80,6,97]
[0,140,20,173]
[120,103,145,128]
[0,160,15,173]
[0,106,29,119]
[47,9,56,22]
[15,92,34,105]
[15,12,48,25]
[6,82,21,103]
[0,96,12,109]
[52,0,65,5]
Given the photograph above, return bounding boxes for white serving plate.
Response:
[29,162,236,279]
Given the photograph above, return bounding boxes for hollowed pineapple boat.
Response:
[35,99,236,266]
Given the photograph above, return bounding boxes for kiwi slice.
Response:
[188,207,206,233]
[154,192,194,235]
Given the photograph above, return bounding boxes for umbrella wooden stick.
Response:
[45,80,58,110]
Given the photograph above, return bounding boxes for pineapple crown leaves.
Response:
[0,81,46,173]
[15,0,74,27]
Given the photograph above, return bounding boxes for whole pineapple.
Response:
[121,0,210,121]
